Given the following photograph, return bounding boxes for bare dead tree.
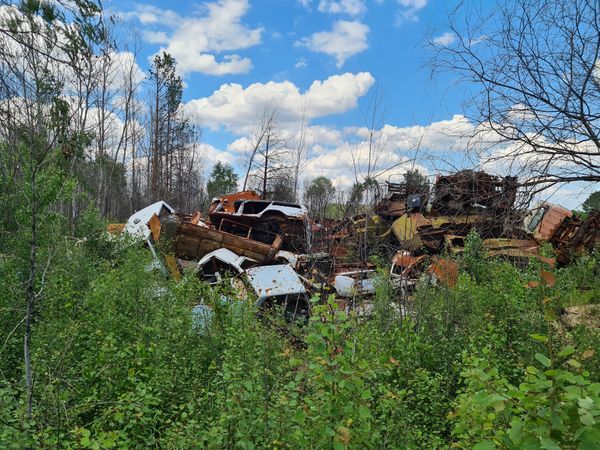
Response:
[347,82,406,214]
[243,107,289,198]
[290,105,311,201]
[431,0,600,198]
[242,106,275,191]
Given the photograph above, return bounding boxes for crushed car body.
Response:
[197,248,257,284]
[237,264,310,322]
[209,199,310,252]
[161,215,283,263]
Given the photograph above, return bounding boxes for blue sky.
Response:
[105,0,593,208]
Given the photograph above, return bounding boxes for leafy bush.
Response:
[2,220,600,448]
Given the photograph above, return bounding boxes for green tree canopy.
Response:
[582,191,600,213]
[270,176,296,202]
[403,169,429,194]
[206,162,239,200]
[304,176,336,218]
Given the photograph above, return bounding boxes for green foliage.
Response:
[404,169,430,195]
[292,296,376,449]
[206,161,239,201]
[582,191,600,214]
[451,343,600,449]
[270,176,296,202]
[304,176,336,218]
[2,192,600,448]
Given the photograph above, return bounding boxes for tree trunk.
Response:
[24,171,36,419]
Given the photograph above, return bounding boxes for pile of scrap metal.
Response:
[381,170,600,284]
[111,170,600,323]
[386,170,521,254]
[115,193,375,322]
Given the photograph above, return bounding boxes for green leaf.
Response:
[544,309,558,322]
[293,410,305,422]
[578,427,600,449]
[578,397,594,410]
[358,406,372,419]
[557,346,576,357]
[540,437,560,450]
[567,359,581,368]
[580,412,596,426]
[535,353,552,368]
[508,418,523,443]
[530,334,549,343]
[473,440,496,450]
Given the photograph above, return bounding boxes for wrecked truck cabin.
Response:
[232,264,310,322]
[208,189,261,214]
[525,202,600,264]
[197,248,258,285]
[124,201,174,241]
[209,196,311,252]
[161,214,283,263]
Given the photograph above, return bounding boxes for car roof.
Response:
[244,264,306,303]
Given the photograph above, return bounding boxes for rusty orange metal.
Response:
[107,223,125,235]
[392,251,427,277]
[482,238,556,267]
[208,190,260,214]
[428,258,459,287]
[535,204,573,241]
[189,211,203,225]
[161,215,282,263]
[148,213,162,242]
[164,254,181,281]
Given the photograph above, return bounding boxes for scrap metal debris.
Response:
[112,169,600,322]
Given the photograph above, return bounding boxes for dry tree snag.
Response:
[432,0,600,197]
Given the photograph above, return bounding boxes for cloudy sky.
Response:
[108,0,593,207]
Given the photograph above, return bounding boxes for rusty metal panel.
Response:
[484,239,556,267]
[107,223,125,234]
[210,204,310,252]
[148,213,162,242]
[428,258,459,287]
[536,204,573,241]
[208,190,260,214]
[164,255,181,280]
[375,198,407,217]
[161,216,282,263]
[392,214,422,241]
[391,251,427,277]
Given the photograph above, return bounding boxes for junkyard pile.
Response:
[116,170,600,322]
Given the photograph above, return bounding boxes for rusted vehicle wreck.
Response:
[114,168,600,323]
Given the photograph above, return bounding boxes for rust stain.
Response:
[148,214,162,242]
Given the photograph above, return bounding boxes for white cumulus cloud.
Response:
[296,20,369,67]
[432,31,456,46]
[397,0,428,22]
[318,0,367,16]
[123,0,263,76]
[184,72,375,133]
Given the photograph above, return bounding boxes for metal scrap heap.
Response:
[115,169,600,321]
